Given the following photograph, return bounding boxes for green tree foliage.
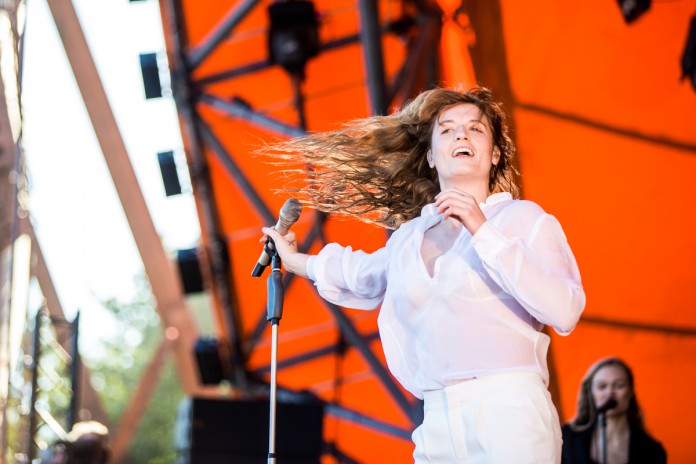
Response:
[4,310,74,461]
[124,358,183,464]
[84,278,184,463]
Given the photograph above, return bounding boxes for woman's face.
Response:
[428,103,498,191]
[591,364,632,417]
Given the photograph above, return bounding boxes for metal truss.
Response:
[158,0,448,454]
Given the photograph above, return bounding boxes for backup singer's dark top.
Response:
[561,423,667,464]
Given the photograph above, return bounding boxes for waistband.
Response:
[422,372,545,408]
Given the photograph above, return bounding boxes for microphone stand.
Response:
[266,240,284,464]
[599,412,608,464]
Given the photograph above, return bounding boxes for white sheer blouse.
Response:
[306,192,585,399]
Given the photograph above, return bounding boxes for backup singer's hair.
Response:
[260,86,520,229]
[570,357,644,432]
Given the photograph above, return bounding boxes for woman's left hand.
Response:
[434,188,487,235]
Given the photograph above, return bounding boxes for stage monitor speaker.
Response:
[176,397,324,463]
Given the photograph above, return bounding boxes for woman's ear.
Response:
[493,147,500,165]
[427,149,434,168]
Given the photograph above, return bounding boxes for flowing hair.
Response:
[260,86,520,229]
[570,357,644,432]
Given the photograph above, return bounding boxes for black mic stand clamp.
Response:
[266,240,284,463]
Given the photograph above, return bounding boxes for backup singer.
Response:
[561,357,666,464]
[260,86,585,463]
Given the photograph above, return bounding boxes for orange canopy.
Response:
[159,0,696,461]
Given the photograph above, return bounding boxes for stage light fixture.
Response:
[194,337,225,385]
[139,52,163,99]
[617,0,651,24]
[176,248,204,294]
[267,0,320,77]
[681,15,696,92]
[157,150,182,196]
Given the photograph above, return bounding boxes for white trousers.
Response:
[412,372,561,464]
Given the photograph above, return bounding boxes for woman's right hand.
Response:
[260,227,310,277]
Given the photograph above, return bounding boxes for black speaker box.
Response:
[177,397,324,463]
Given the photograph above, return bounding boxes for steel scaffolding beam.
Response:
[46,0,201,396]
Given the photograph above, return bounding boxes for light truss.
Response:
[158,0,449,455]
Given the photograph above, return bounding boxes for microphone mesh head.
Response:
[597,398,618,414]
[276,198,303,233]
[280,198,302,221]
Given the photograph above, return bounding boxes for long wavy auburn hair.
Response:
[260,86,520,229]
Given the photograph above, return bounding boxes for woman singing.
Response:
[261,86,586,463]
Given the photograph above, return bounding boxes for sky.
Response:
[21,0,200,347]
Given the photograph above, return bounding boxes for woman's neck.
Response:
[439,180,490,205]
[605,414,630,434]
[591,415,630,464]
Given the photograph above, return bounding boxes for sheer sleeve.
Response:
[306,243,389,310]
[471,209,585,334]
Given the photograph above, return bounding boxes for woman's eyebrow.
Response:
[437,117,483,125]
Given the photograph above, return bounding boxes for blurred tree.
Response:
[4,309,74,461]
[84,276,183,463]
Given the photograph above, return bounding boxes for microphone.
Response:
[252,198,303,277]
[596,398,617,414]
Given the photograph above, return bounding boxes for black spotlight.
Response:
[157,151,182,197]
[682,15,696,92]
[617,0,651,24]
[176,248,204,294]
[267,0,320,78]
[139,52,163,99]
[194,337,225,385]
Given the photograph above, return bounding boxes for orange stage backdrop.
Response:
[161,0,696,461]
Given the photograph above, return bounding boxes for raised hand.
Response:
[434,188,487,235]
